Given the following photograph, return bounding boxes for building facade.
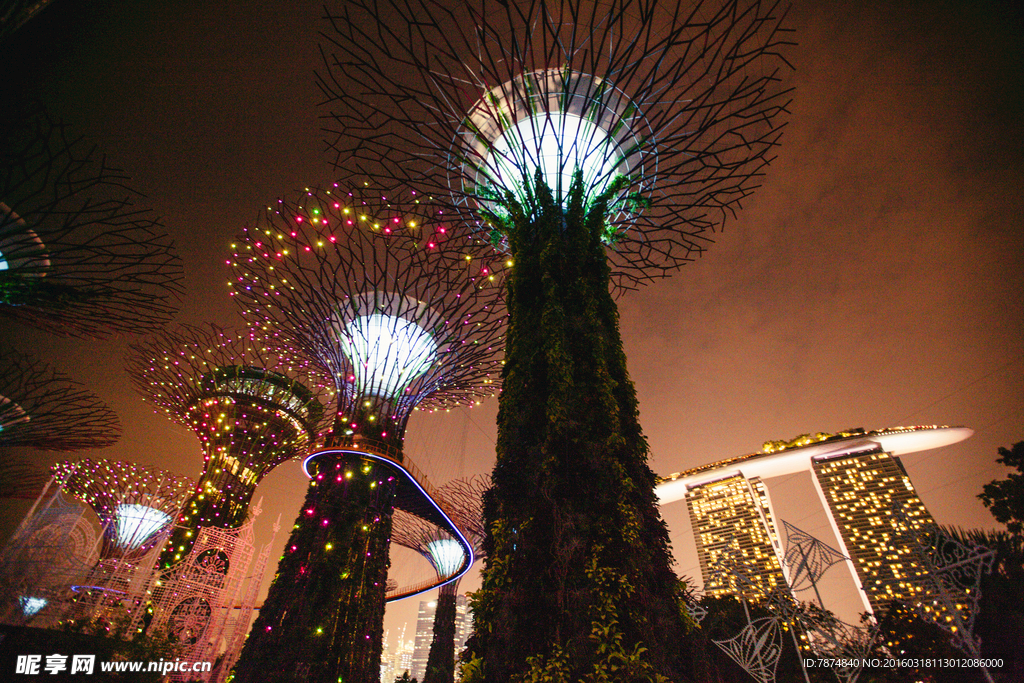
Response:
[811,448,936,613]
[686,474,788,600]
[658,426,973,616]
[410,594,471,681]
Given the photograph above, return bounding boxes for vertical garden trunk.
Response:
[423,581,458,683]
[230,452,397,683]
[467,179,689,681]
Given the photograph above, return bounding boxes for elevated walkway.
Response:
[302,436,474,601]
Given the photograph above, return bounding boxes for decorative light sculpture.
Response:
[0,347,121,452]
[322,0,791,678]
[391,476,488,683]
[228,186,505,683]
[0,108,183,336]
[125,323,329,569]
[52,458,194,561]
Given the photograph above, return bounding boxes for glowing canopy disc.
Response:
[426,538,465,578]
[114,503,172,551]
[461,68,644,209]
[334,292,440,400]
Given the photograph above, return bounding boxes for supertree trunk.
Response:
[468,178,687,680]
[230,450,397,683]
[423,581,459,683]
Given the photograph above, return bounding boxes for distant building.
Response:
[686,474,787,599]
[811,448,935,613]
[379,626,414,682]
[410,594,471,681]
[658,426,973,615]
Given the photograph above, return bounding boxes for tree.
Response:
[979,441,1024,535]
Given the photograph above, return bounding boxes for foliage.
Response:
[466,171,688,681]
[861,601,979,683]
[396,671,418,683]
[940,527,1024,683]
[979,441,1024,535]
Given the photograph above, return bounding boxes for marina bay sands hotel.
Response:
[655,425,972,615]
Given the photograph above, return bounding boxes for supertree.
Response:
[0,347,121,452]
[227,185,505,683]
[320,0,792,678]
[0,107,183,337]
[51,458,194,563]
[125,323,330,570]
[392,475,488,683]
[46,459,194,632]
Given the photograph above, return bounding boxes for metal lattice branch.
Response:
[782,520,849,594]
[391,509,460,580]
[715,551,800,621]
[0,107,184,336]
[437,475,488,554]
[51,458,194,560]
[320,0,793,290]
[0,455,48,498]
[797,607,877,683]
[391,475,489,579]
[229,186,506,442]
[126,323,335,565]
[0,347,121,451]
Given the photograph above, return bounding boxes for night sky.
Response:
[2,0,1021,646]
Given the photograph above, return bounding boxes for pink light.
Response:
[295,216,303,223]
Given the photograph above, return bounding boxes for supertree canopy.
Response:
[227,186,505,683]
[321,1,792,679]
[392,476,488,683]
[322,0,792,290]
[125,324,331,570]
[0,108,183,336]
[0,347,121,452]
[52,458,194,561]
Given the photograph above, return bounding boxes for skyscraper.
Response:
[811,448,936,614]
[686,474,787,600]
[658,425,973,616]
[411,595,471,681]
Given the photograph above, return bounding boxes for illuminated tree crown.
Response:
[321,0,793,288]
[229,185,506,447]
